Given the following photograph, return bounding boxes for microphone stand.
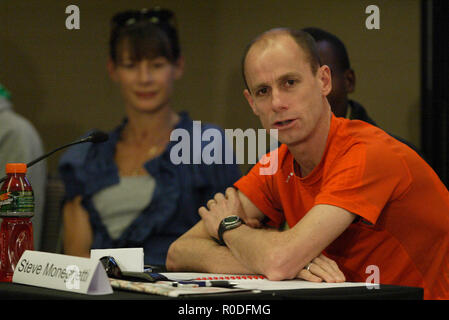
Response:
[0,131,108,184]
[26,139,89,169]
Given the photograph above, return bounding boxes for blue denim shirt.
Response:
[58,112,241,265]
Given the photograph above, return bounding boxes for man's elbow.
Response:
[165,239,182,271]
[261,250,300,281]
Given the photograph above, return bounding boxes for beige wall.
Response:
[0,0,421,173]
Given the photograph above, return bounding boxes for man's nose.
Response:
[271,88,288,112]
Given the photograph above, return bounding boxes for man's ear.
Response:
[243,89,259,116]
[319,65,332,96]
[344,69,355,94]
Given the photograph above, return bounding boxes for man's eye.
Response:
[285,79,296,87]
[257,88,268,96]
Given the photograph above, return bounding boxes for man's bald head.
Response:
[242,28,321,93]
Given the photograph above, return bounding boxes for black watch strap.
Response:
[217,215,244,246]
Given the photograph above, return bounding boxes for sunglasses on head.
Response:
[112,7,176,29]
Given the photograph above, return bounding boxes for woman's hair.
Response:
[109,7,180,64]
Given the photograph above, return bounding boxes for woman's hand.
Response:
[62,196,93,258]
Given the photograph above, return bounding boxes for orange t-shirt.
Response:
[235,115,449,299]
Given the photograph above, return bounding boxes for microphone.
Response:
[0,130,109,183]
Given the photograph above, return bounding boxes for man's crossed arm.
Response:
[166,187,354,282]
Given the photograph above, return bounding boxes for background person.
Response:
[58,7,240,266]
[0,83,47,250]
[302,27,420,154]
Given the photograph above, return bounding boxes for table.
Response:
[0,281,423,300]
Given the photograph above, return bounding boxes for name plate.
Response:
[12,250,113,295]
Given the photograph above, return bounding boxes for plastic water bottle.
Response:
[0,163,34,282]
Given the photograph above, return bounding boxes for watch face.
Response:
[218,215,244,245]
[223,215,240,225]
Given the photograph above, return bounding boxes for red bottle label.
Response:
[0,218,34,282]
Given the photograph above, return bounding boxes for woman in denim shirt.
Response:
[58,7,240,266]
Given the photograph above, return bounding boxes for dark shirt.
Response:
[348,100,422,156]
[348,100,377,125]
[58,112,241,265]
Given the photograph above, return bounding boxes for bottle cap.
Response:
[5,163,27,173]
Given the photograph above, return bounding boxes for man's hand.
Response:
[198,188,261,239]
[297,254,345,283]
[198,187,248,241]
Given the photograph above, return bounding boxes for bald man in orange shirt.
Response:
[166,28,449,299]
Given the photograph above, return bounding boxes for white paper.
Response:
[109,278,257,297]
[160,272,368,290]
[90,248,144,272]
[12,250,113,295]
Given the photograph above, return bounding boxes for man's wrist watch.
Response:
[217,215,245,246]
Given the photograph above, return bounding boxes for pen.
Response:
[176,280,237,288]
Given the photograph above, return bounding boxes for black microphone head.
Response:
[87,130,109,143]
